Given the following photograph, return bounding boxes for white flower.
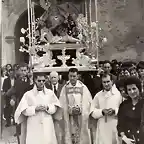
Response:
[102,37,107,43]
[21,28,26,34]
[78,33,83,40]
[91,22,97,28]
[20,37,25,43]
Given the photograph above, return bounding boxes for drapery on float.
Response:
[19,0,107,72]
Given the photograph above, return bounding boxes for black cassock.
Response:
[117,99,144,144]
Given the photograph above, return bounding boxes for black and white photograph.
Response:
[0,0,144,144]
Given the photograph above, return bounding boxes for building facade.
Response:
[2,0,144,66]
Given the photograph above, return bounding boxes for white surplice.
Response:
[90,84,122,144]
[14,85,61,144]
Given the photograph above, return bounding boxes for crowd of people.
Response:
[1,59,144,144]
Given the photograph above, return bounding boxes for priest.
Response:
[14,72,61,144]
[89,73,122,144]
[59,68,92,144]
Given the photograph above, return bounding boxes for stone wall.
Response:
[2,0,144,66]
[2,0,27,66]
[91,0,144,61]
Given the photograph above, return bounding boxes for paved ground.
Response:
[0,120,18,144]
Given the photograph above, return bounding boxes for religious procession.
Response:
[1,0,144,144]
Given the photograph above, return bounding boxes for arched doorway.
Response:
[14,5,45,64]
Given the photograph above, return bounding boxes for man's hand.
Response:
[102,109,109,116]
[10,99,15,106]
[35,105,47,112]
[107,108,115,116]
[72,105,81,115]
[122,135,135,144]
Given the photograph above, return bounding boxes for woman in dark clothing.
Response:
[117,76,144,144]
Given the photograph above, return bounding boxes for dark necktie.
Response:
[54,85,57,96]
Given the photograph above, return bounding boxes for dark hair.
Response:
[6,64,12,69]
[124,76,141,94]
[103,60,112,66]
[8,68,14,72]
[99,61,104,65]
[13,64,19,70]
[115,79,125,90]
[137,61,144,70]
[19,63,29,70]
[111,59,118,64]
[68,68,78,74]
[33,72,46,80]
[101,72,113,81]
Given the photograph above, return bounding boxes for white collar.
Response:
[32,85,47,95]
[103,84,118,95]
[68,80,82,87]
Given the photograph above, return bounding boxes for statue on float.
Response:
[19,1,102,68]
[35,2,82,44]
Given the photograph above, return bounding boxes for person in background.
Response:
[1,66,8,121]
[12,63,34,136]
[129,66,139,78]
[1,66,8,91]
[140,100,144,144]
[92,69,103,98]
[59,68,92,144]
[13,64,20,78]
[89,73,122,144]
[117,76,143,144]
[45,74,50,84]
[3,69,16,127]
[118,68,130,80]
[103,60,117,81]
[111,60,120,76]
[137,61,144,97]
[14,72,61,144]
[115,78,128,101]
[45,71,63,99]
[5,64,12,73]
[99,61,104,69]
[45,71,64,144]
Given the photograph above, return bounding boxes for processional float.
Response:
[20,0,107,72]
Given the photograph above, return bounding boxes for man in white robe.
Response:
[14,72,61,144]
[89,73,122,144]
[59,68,92,144]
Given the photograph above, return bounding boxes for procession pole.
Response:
[27,0,33,71]
[88,0,92,55]
[85,0,87,18]
[94,0,99,67]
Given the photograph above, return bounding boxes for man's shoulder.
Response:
[94,90,103,98]
[24,89,33,95]
[45,87,54,94]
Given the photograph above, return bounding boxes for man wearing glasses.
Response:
[14,72,61,144]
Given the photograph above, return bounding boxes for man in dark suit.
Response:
[45,71,64,144]
[3,69,15,127]
[45,71,63,98]
[12,63,34,136]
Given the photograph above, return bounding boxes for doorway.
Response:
[14,5,45,64]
